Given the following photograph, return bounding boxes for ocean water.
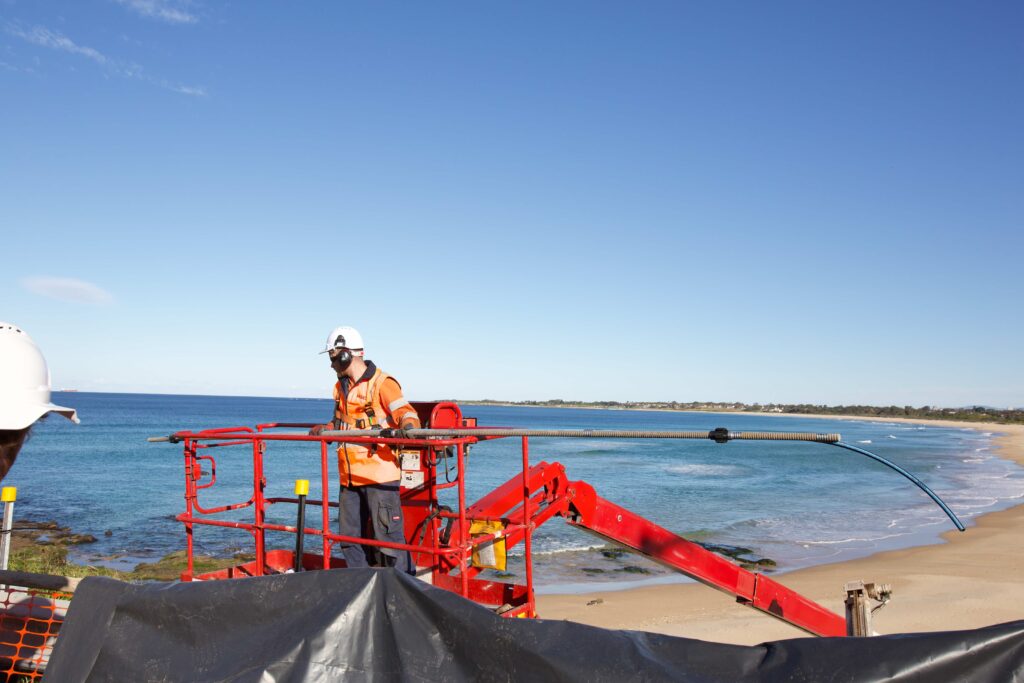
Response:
[8,393,1024,588]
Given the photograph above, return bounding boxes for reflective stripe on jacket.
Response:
[333,367,420,487]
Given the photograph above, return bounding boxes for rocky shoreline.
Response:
[7,518,253,581]
[10,520,99,550]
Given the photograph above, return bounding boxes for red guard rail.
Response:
[172,402,540,619]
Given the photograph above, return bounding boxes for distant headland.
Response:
[455,400,1024,425]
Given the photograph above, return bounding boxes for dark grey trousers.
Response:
[337,481,414,573]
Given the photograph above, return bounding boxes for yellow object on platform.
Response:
[294,480,310,496]
[469,519,506,571]
[1,487,16,503]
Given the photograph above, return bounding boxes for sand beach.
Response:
[537,417,1024,644]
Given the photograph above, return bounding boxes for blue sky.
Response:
[2,1,1022,406]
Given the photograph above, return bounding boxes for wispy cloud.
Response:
[0,59,33,73]
[21,277,114,305]
[7,24,108,65]
[5,22,207,96]
[113,0,198,25]
[161,81,206,97]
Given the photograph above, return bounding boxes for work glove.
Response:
[379,427,411,440]
[309,424,326,436]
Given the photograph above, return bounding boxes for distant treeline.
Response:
[457,399,1024,425]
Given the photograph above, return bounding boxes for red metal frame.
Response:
[171,401,845,635]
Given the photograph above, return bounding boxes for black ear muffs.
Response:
[331,348,353,372]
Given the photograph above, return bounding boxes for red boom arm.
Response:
[459,461,846,637]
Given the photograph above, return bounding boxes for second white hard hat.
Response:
[320,326,365,357]
[0,322,80,430]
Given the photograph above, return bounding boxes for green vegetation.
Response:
[8,543,120,579]
[7,521,252,582]
[458,400,1024,424]
[10,544,253,582]
[129,551,255,581]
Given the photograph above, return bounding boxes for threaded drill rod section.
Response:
[731,431,841,442]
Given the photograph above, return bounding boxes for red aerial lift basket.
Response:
[168,401,850,636]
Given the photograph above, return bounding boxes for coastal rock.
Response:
[699,542,777,572]
[12,520,98,548]
[63,534,98,545]
[616,565,651,575]
[700,543,755,558]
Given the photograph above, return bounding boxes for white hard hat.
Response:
[320,326,365,357]
[0,322,79,430]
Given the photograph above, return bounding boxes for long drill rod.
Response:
[148,429,839,443]
[320,428,842,442]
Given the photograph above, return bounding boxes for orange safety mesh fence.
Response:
[0,585,71,680]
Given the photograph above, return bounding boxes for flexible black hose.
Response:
[832,441,965,531]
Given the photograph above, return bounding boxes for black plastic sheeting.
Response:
[43,568,1024,682]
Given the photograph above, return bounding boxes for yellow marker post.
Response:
[0,487,16,570]
[293,480,310,572]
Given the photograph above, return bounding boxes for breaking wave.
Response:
[666,463,745,476]
[795,532,910,545]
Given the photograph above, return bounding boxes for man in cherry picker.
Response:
[310,326,419,574]
[0,322,79,482]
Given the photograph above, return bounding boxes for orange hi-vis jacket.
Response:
[332,363,421,487]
